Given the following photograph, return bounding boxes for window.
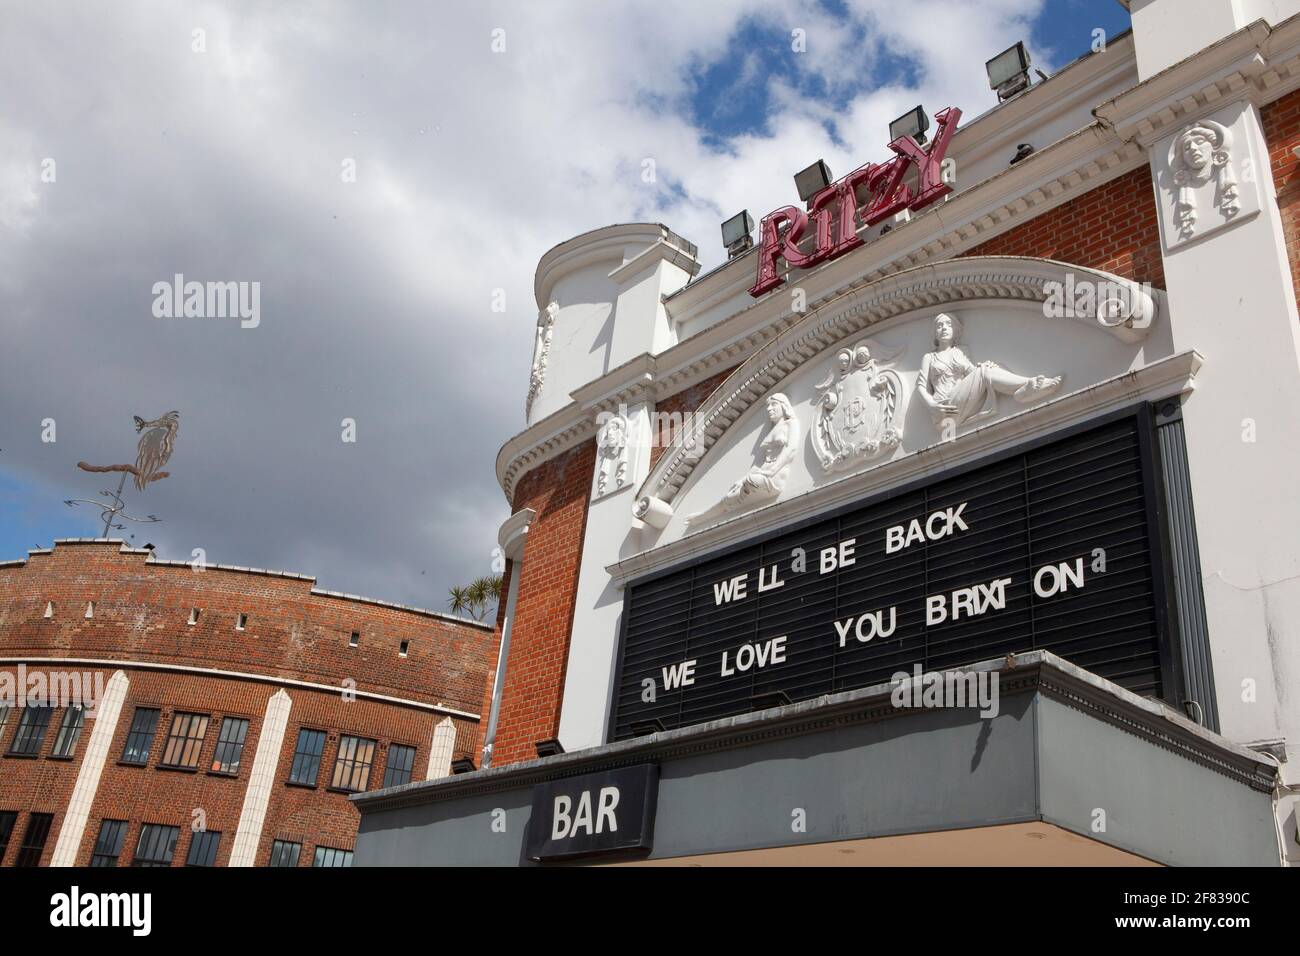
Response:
[51,706,86,759]
[268,839,301,867]
[43,601,54,619]
[399,640,410,657]
[0,706,11,745]
[160,712,210,769]
[235,613,247,630]
[0,811,16,864]
[349,631,359,647]
[210,717,249,775]
[188,608,200,625]
[120,707,161,765]
[15,813,53,867]
[382,744,417,788]
[132,824,179,867]
[312,846,353,868]
[7,707,53,756]
[330,735,377,792]
[287,729,326,786]
[90,819,128,867]
[84,601,94,619]
[185,830,221,867]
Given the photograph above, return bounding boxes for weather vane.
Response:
[65,411,180,538]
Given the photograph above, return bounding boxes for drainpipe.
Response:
[481,508,533,769]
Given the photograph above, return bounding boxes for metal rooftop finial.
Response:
[66,411,179,537]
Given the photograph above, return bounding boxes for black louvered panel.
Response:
[611,413,1165,740]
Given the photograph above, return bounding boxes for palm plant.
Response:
[447,575,504,621]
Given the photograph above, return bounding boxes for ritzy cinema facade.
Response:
[356,0,1300,866]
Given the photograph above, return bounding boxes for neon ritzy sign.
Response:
[749,107,961,297]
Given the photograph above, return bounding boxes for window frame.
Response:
[382,743,418,789]
[268,839,302,868]
[132,823,180,867]
[50,705,86,759]
[209,716,250,776]
[329,734,377,793]
[14,812,54,867]
[286,728,327,787]
[159,711,211,770]
[90,819,129,867]
[185,829,222,867]
[6,706,54,757]
[312,845,354,868]
[120,707,161,766]
[0,810,17,865]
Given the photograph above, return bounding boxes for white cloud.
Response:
[0,0,1051,605]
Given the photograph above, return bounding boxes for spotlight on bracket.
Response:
[889,105,929,146]
[987,41,1032,101]
[534,738,565,758]
[751,690,794,712]
[629,718,667,738]
[721,210,755,259]
[794,159,833,203]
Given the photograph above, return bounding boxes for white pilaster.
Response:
[557,401,653,751]
[228,688,292,867]
[426,716,456,779]
[49,669,128,867]
[1144,95,1300,814]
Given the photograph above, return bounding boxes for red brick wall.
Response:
[0,664,478,867]
[0,541,490,866]
[649,365,740,469]
[963,165,1166,289]
[487,440,595,766]
[0,542,491,713]
[1262,87,1300,308]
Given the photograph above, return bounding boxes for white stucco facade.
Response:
[492,0,1300,865]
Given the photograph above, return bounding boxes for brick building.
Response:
[355,0,1300,867]
[0,539,492,867]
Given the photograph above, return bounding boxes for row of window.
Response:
[0,704,419,790]
[40,602,414,653]
[0,810,48,867]
[0,812,353,867]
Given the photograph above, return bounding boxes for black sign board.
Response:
[525,764,659,862]
[611,409,1176,740]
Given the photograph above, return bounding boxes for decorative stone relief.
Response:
[593,413,629,498]
[811,339,905,472]
[1158,105,1259,249]
[916,313,1061,430]
[685,393,799,529]
[526,301,559,417]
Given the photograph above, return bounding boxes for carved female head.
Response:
[766,393,795,423]
[835,348,853,374]
[933,312,962,347]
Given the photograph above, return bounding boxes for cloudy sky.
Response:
[0,0,1129,611]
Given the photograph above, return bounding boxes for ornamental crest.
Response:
[811,340,904,472]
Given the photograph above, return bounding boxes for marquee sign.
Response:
[525,764,659,862]
[610,411,1177,740]
[749,107,961,297]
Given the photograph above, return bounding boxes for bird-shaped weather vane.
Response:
[65,411,180,538]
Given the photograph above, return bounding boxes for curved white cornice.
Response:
[533,222,698,311]
[634,255,1158,511]
[0,656,480,719]
[1095,14,1300,147]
